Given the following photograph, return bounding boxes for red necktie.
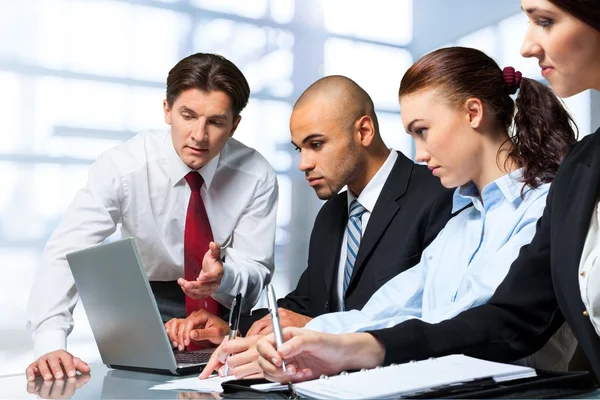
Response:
[184,172,222,329]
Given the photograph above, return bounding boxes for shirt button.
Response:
[581,271,587,277]
[583,310,589,317]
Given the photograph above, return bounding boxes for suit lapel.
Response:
[323,195,348,295]
[349,152,413,286]
[555,140,600,290]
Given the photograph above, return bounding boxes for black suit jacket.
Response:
[369,127,600,379]
[240,151,454,334]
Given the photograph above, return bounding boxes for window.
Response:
[0,0,416,374]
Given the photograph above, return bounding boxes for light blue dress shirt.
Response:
[305,170,550,334]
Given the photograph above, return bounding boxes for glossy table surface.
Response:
[0,364,221,399]
[4,363,600,399]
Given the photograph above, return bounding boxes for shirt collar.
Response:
[451,168,529,213]
[164,132,221,189]
[347,150,398,214]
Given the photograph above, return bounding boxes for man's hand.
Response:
[25,350,90,382]
[247,308,313,336]
[26,373,91,398]
[256,329,386,383]
[199,336,263,379]
[178,242,224,299]
[164,309,229,351]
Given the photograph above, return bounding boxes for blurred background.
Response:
[0,0,596,375]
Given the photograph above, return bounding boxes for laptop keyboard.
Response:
[174,351,213,365]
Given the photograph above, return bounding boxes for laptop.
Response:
[66,237,214,375]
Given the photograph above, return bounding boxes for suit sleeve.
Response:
[239,208,323,334]
[277,267,312,315]
[271,203,330,318]
[368,172,564,365]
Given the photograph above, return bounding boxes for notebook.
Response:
[252,354,537,399]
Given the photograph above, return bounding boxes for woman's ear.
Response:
[464,97,484,129]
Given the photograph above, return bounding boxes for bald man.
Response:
[241,75,453,332]
[168,76,453,376]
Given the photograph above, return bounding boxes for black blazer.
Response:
[369,127,600,379]
[240,151,454,334]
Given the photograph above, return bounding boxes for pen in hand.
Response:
[223,292,243,376]
[266,284,297,397]
[266,284,287,373]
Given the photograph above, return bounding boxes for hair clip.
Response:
[502,66,522,95]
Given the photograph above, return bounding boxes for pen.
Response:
[266,284,286,372]
[223,292,243,376]
[266,284,297,398]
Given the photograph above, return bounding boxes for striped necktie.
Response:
[344,199,367,295]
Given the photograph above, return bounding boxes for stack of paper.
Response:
[150,375,235,393]
[253,355,536,399]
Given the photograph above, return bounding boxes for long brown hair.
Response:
[399,46,577,188]
[548,0,600,32]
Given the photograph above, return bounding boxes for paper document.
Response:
[297,355,535,399]
[251,355,536,399]
[150,375,235,392]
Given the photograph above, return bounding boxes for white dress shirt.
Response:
[26,130,278,358]
[578,198,600,337]
[335,150,397,311]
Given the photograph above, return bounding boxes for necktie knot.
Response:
[185,171,204,193]
[349,200,366,219]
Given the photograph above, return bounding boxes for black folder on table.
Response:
[408,369,596,399]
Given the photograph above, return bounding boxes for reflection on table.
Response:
[0,364,220,399]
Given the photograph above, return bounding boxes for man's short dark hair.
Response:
[166,53,250,118]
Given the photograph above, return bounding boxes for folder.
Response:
[409,369,594,399]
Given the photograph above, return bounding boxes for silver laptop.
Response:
[66,237,214,375]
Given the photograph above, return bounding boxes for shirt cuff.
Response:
[304,318,321,331]
[34,330,67,359]
[215,262,234,295]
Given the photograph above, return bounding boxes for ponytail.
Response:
[400,47,578,190]
[508,78,578,188]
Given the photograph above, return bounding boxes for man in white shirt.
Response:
[25,53,278,381]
